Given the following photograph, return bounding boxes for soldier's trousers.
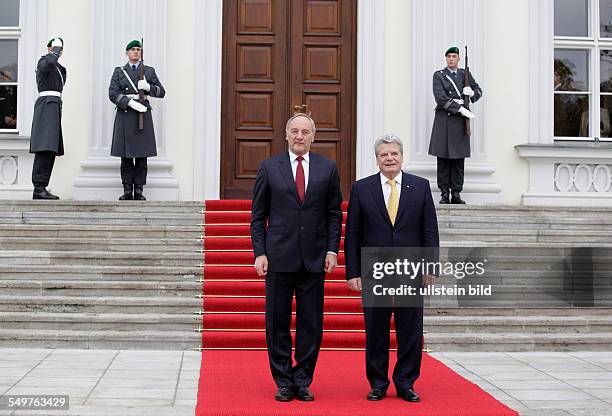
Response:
[437,157,464,192]
[32,151,56,188]
[120,157,147,186]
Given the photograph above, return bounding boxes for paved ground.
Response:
[432,351,612,416]
[1,349,611,415]
[0,349,198,416]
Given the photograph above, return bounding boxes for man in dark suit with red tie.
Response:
[344,134,439,403]
[250,113,343,402]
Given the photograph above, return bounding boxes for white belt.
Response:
[39,91,62,98]
[125,94,140,99]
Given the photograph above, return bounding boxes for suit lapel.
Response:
[303,153,321,205]
[393,172,413,226]
[369,174,393,228]
[277,152,301,205]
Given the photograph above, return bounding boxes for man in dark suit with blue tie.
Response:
[344,134,439,403]
[250,113,343,402]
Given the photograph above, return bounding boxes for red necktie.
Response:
[296,155,305,203]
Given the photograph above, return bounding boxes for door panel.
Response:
[221,0,356,199]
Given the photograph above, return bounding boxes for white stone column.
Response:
[73,0,178,200]
[355,0,386,180]
[408,0,501,201]
[193,0,222,201]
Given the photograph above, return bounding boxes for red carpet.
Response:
[197,200,518,415]
[196,350,518,416]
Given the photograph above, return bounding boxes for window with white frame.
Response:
[0,0,20,134]
[554,0,612,141]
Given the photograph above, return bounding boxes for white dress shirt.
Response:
[289,150,309,191]
[380,171,403,208]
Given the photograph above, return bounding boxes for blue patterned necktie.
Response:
[132,65,136,72]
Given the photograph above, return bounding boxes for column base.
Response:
[405,161,502,204]
[73,157,178,201]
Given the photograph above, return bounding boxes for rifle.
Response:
[463,45,471,136]
[138,37,144,130]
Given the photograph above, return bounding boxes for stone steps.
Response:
[0,251,201,267]
[0,212,201,226]
[0,224,200,238]
[0,264,200,281]
[424,332,612,352]
[0,312,199,331]
[0,237,200,252]
[0,280,201,297]
[0,328,200,350]
[0,200,203,213]
[0,295,201,314]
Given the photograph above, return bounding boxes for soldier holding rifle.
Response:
[428,46,482,205]
[109,39,165,201]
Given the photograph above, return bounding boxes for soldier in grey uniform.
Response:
[428,46,482,204]
[29,38,66,200]
[109,40,165,201]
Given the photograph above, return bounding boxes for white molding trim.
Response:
[408,0,500,200]
[193,0,222,201]
[516,144,612,206]
[528,0,554,144]
[355,0,385,180]
[73,0,178,201]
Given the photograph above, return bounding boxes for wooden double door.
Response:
[221,0,357,199]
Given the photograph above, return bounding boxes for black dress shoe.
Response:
[439,189,450,204]
[118,184,133,201]
[397,388,420,402]
[450,191,466,204]
[275,386,293,402]
[294,386,314,401]
[133,185,146,201]
[367,388,386,401]
[33,188,59,200]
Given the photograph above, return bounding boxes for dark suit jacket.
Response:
[344,171,439,280]
[250,152,343,273]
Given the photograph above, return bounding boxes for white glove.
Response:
[463,86,474,97]
[458,106,475,119]
[453,98,464,105]
[128,99,147,113]
[51,38,63,48]
[138,79,150,92]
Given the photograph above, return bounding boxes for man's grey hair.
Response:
[374,133,403,156]
[286,113,316,133]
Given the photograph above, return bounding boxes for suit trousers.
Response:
[437,157,465,192]
[32,151,56,187]
[265,265,325,388]
[120,157,147,185]
[363,306,423,391]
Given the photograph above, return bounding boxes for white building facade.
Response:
[0,0,611,206]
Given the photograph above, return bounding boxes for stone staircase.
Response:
[430,205,612,350]
[0,201,611,351]
[0,201,202,350]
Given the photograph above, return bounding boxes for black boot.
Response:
[33,186,59,200]
[439,189,450,204]
[133,184,146,201]
[451,190,466,204]
[119,184,133,200]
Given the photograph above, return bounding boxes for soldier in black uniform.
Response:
[428,46,482,204]
[108,40,165,201]
[29,38,66,200]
